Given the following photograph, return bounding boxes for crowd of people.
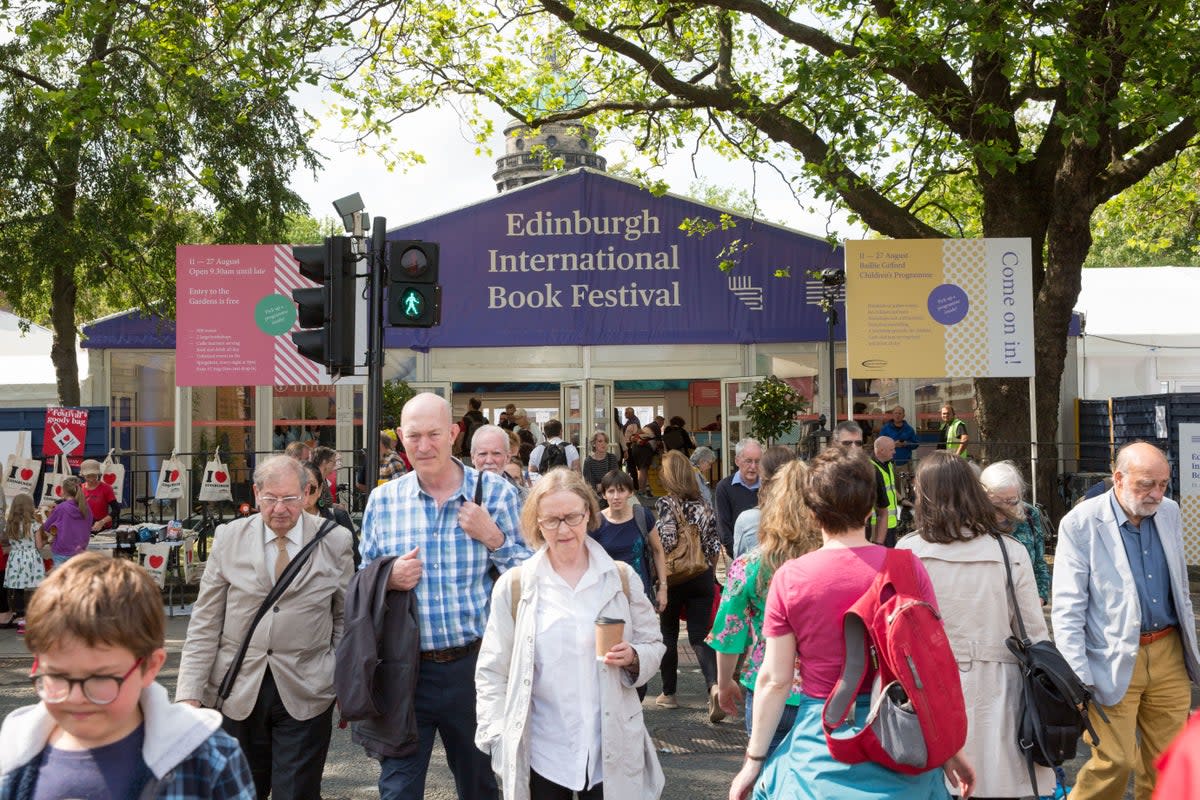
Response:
[2,393,1199,800]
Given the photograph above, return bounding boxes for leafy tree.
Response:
[1085,151,1200,267]
[0,1,349,405]
[343,0,1200,509]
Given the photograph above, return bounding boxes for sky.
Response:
[288,86,865,240]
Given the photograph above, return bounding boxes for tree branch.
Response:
[1097,117,1199,203]
[534,0,941,238]
[701,0,979,142]
[0,64,60,92]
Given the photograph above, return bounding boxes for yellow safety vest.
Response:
[944,418,967,457]
[870,459,898,529]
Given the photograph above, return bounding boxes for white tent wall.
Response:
[0,311,92,407]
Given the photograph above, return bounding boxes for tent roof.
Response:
[81,308,175,349]
[1075,266,1199,340]
[0,310,90,384]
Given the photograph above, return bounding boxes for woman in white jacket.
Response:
[897,451,1054,799]
[475,468,666,800]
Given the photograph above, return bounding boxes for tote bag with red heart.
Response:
[40,454,72,508]
[138,542,173,587]
[3,432,41,499]
[155,450,186,500]
[100,449,126,500]
[198,447,233,503]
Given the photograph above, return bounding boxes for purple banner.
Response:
[384,170,843,349]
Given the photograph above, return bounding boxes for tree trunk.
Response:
[973,168,1066,517]
[50,132,82,407]
[50,260,81,407]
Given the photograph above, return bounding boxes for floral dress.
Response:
[1004,502,1051,602]
[708,550,803,700]
[5,527,46,590]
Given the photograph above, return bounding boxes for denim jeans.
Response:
[744,689,800,760]
[377,649,498,800]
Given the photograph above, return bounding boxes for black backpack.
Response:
[539,442,570,472]
[997,536,1105,795]
[661,426,688,452]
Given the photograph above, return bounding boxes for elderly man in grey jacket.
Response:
[1052,442,1200,800]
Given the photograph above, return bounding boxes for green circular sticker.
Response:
[255,294,297,336]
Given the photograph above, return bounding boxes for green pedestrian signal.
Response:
[401,288,424,319]
[386,240,441,327]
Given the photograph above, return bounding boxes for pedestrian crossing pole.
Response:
[364,215,387,487]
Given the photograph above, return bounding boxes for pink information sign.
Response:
[176,245,330,386]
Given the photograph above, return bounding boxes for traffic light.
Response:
[291,235,357,373]
[386,240,441,327]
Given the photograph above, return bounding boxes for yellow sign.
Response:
[845,238,1034,378]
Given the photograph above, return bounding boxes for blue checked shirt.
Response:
[360,462,530,650]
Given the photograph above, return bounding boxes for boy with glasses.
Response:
[0,553,254,798]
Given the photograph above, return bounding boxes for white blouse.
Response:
[528,555,606,791]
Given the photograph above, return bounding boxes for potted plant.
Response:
[740,375,807,445]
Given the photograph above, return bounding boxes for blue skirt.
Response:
[753,695,950,800]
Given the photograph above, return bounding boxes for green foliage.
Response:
[0,0,349,402]
[740,376,806,445]
[1086,152,1200,267]
[380,379,416,430]
[334,0,1200,491]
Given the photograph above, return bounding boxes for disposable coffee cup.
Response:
[595,616,625,660]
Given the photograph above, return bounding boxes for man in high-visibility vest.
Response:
[939,403,969,458]
[870,436,900,546]
[831,422,890,544]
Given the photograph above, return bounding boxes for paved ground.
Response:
[3,591,1195,799]
[0,613,747,799]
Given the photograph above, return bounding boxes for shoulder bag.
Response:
[996,535,1105,796]
[215,517,338,709]
[663,499,708,587]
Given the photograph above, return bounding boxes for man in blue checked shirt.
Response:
[360,392,530,800]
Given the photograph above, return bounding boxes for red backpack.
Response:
[822,549,967,774]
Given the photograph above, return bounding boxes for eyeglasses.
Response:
[259,495,303,507]
[31,657,143,705]
[537,512,587,531]
[839,440,864,447]
[990,496,1022,507]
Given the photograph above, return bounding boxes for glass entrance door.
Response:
[560,380,615,452]
[560,382,584,449]
[588,380,614,452]
[719,376,765,477]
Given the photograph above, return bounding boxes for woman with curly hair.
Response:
[709,460,821,751]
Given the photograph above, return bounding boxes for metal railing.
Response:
[93,449,367,558]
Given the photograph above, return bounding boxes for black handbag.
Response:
[996,535,1106,795]
[215,518,338,709]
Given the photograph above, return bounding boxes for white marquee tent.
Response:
[1073,266,1200,398]
[0,310,90,408]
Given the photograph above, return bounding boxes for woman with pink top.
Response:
[728,447,975,800]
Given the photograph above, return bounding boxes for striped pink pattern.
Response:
[273,245,330,386]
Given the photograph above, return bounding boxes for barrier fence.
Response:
[23,437,1170,564]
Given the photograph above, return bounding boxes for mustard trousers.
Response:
[1073,629,1192,800]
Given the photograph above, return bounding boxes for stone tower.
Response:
[493,79,607,192]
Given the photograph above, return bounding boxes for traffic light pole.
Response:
[365,215,387,489]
